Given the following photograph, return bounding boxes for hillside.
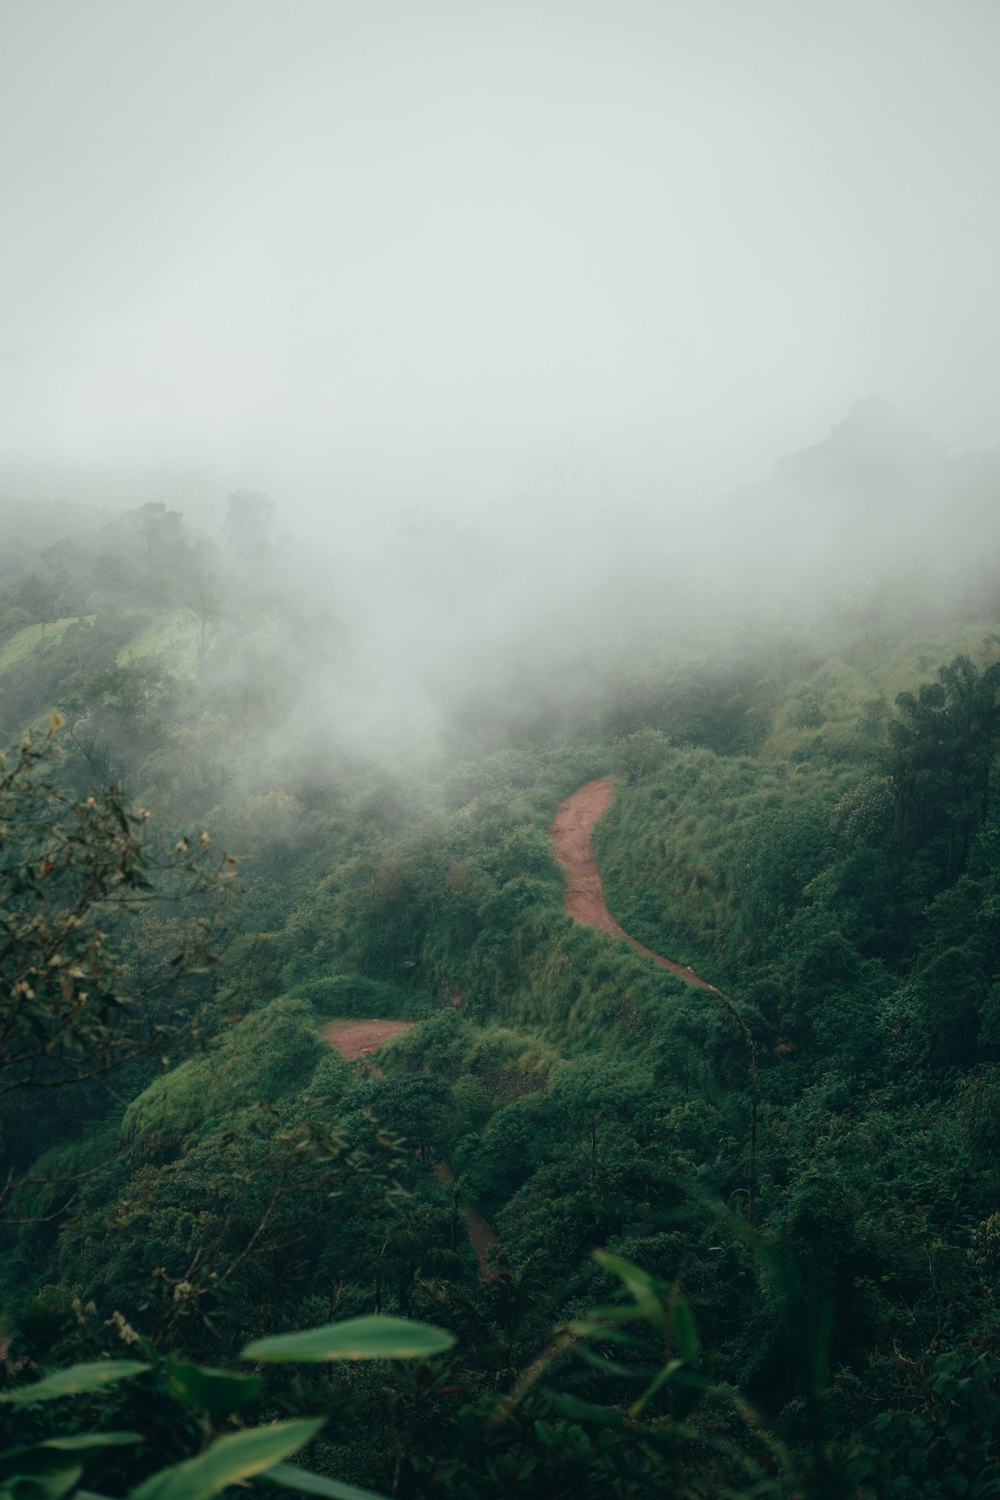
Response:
[0,490,999,1497]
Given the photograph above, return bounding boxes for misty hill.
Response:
[710,399,1000,616]
[2,420,1000,1494]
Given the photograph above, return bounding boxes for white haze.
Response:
[2,0,999,548]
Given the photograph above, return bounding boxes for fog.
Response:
[3,1,999,547]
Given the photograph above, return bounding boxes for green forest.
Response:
[2,470,1000,1500]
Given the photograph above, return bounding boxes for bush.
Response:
[123,998,326,1158]
[290,973,433,1020]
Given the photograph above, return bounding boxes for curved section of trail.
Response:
[322,774,709,1282]
[549,777,717,991]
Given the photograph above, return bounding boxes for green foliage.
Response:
[366,1071,457,1143]
[165,1360,261,1414]
[129,1418,326,1500]
[0,722,233,1109]
[0,618,81,676]
[123,999,327,1157]
[0,1360,149,1404]
[0,1313,452,1500]
[291,975,428,1023]
[0,1430,142,1500]
[848,1345,1000,1497]
[242,1314,455,1363]
[5,497,1000,1495]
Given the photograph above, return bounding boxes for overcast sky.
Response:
[1,0,998,535]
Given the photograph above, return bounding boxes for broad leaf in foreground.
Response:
[0,1360,149,1404]
[242,1314,454,1363]
[261,1462,392,1499]
[128,1418,324,1500]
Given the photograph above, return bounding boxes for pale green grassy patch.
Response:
[117,610,199,673]
[0,617,90,675]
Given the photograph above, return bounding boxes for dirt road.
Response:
[549,777,716,990]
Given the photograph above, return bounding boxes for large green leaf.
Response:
[241,1315,454,1363]
[2,1436,141,1462]
[129,1418,324,1500]
[0,1361,149,1404]
[0,1434,141,1470]
[565,1321,657,1350]
[546,1392,627,1430]
[260,1462,392,1499]
[0,1464,83,1500]
[0,1452,85,1500]
[26,1434,141,1446]
[166,1361,261,1415]
[0,1438,140,1500]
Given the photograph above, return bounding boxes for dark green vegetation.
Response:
[1,477,999,1498]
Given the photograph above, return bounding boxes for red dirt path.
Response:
[548,777,717,991]
[322,1019,415,1059]
[321,774,707,1281]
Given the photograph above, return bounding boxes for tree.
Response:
[0,718,234,1107]
[890,654,1000,880]
[366,1074,459,1163]
[178,544,226,677]
[65,659,179,796]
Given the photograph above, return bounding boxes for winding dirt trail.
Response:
[548,777,717,991]
[322,774,710,1282]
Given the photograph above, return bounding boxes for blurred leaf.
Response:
[592,1251,667,1332]
[573,1346,645,1377]
[571,1304,646,1325]
[5,1436,141,1458]
[128,1419,324,1500]
[0,1464,83,1500]
[0,1453,84,1499]
[565,1321,657,1352]
[0,1360,149,1404]
[166,1361,261,1415]
[629,1358,685,1416]
[633,1363,711,1420]
[260,1462,392,1498]
[0,1436,142,1500]
[242,1315,454,1363]
[546,1392,627,1430]
[669,1289,700,1368]
[806,1293,833,1398]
